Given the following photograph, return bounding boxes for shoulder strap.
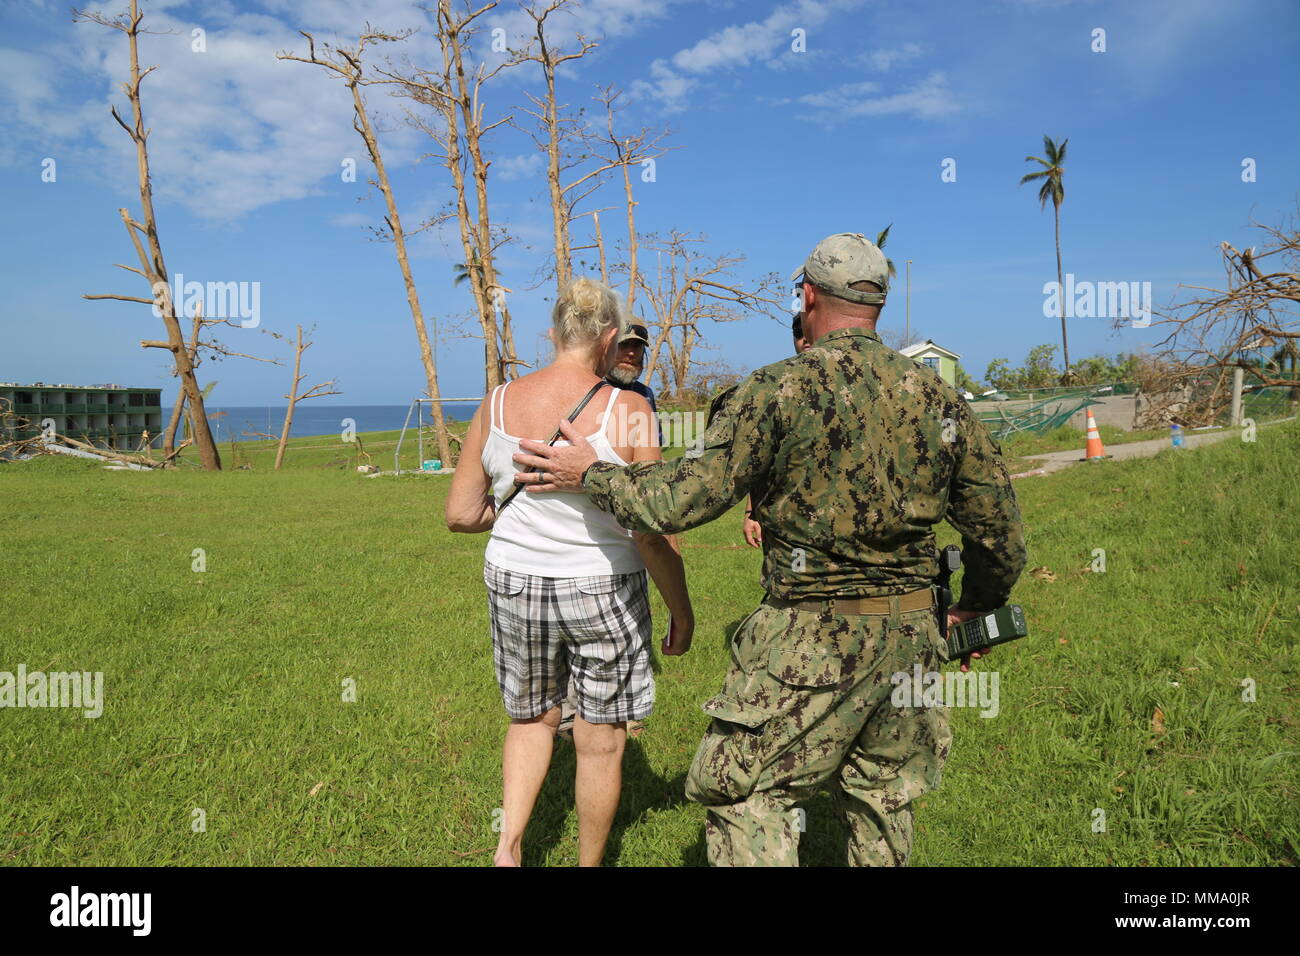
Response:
[552,381,607,442]
[598,383,621,429]
[494,382,608,518]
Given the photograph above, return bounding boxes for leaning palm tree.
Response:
[875,224,897,282]
[1020,135,1071,377]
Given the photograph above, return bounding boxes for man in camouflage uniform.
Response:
[512,233,1027,866]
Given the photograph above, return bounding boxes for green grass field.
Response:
[1,418,1297,866]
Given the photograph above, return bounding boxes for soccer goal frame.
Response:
[392,396,482,474]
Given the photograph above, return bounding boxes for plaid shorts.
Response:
[483,561,655,724]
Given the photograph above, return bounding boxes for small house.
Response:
[899,340,961,387]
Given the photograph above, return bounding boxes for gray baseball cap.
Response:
[790,232,890,305]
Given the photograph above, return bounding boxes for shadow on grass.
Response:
[522,733,693,867]
[517,614,761,866]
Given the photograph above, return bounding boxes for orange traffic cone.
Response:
[1083,409,1109,460]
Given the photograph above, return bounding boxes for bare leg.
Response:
[573,716,627,867]
[495,706,562,867]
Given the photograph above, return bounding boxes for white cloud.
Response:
[631,0,868,112]
[862,41,925,72]
[330,211,373,228]
[0,3,441,222]
[0,0,686,221]
[787,79,879,108]
[495,153,545,182]
[787,72,960,123]
[257,0,435,37]
[482,0,681,52]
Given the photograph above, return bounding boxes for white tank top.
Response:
[481,381,645,576]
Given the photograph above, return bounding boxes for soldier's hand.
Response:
[662,613,694,656]
[946,609,989,673]
[512,419,598,493]
[742,516,763,548]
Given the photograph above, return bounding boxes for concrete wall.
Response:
[1068,395,1136,430]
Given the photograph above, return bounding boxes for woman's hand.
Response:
[662,613,694,656]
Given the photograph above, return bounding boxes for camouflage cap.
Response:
[791,233,890,305]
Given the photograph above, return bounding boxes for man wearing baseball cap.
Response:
[605,323,658,412]
[512,232,1026,866]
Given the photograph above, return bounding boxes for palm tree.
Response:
[1020,135,1071,376]
[452,259,482,287]
[875,224,897,282]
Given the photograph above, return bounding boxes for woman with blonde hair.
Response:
[445,276,693,867]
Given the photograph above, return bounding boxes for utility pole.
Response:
[905,259,912,346]
[1230,366,1244,426]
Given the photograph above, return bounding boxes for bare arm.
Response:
[613,391,694,652]
[633,530,693,629]
[444,403,495,534]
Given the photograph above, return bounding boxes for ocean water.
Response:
[205,403,481,442]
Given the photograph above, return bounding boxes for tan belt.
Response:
[768,587,935,616]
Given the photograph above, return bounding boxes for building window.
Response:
[923,356,940,370]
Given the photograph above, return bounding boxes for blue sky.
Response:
[2,0,1298,405]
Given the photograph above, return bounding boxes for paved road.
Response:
[1016,419,1292,477]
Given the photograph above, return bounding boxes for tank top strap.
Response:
[597,383,621,432]
[490,382,508,431]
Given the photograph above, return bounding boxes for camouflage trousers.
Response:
[684,596,952,866]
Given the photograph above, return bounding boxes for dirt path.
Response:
[1014,418,1294,477]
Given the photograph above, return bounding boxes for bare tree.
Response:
[268,325,341,470]
[879,327,924,352]
[636,231,782,399]
[516,0,597,295]
[588,85,673,308]
[571,206,615,282]
[279,25,453,464]
[1135,208,1300,423]
[157,303,278,461]
[75,1,222,469]
[382,0,523,389]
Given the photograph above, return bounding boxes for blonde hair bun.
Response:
[551,277,625,349]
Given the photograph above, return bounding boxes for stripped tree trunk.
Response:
[77,0,221,468]
[274,325,339,470]
[279,28,452,464]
